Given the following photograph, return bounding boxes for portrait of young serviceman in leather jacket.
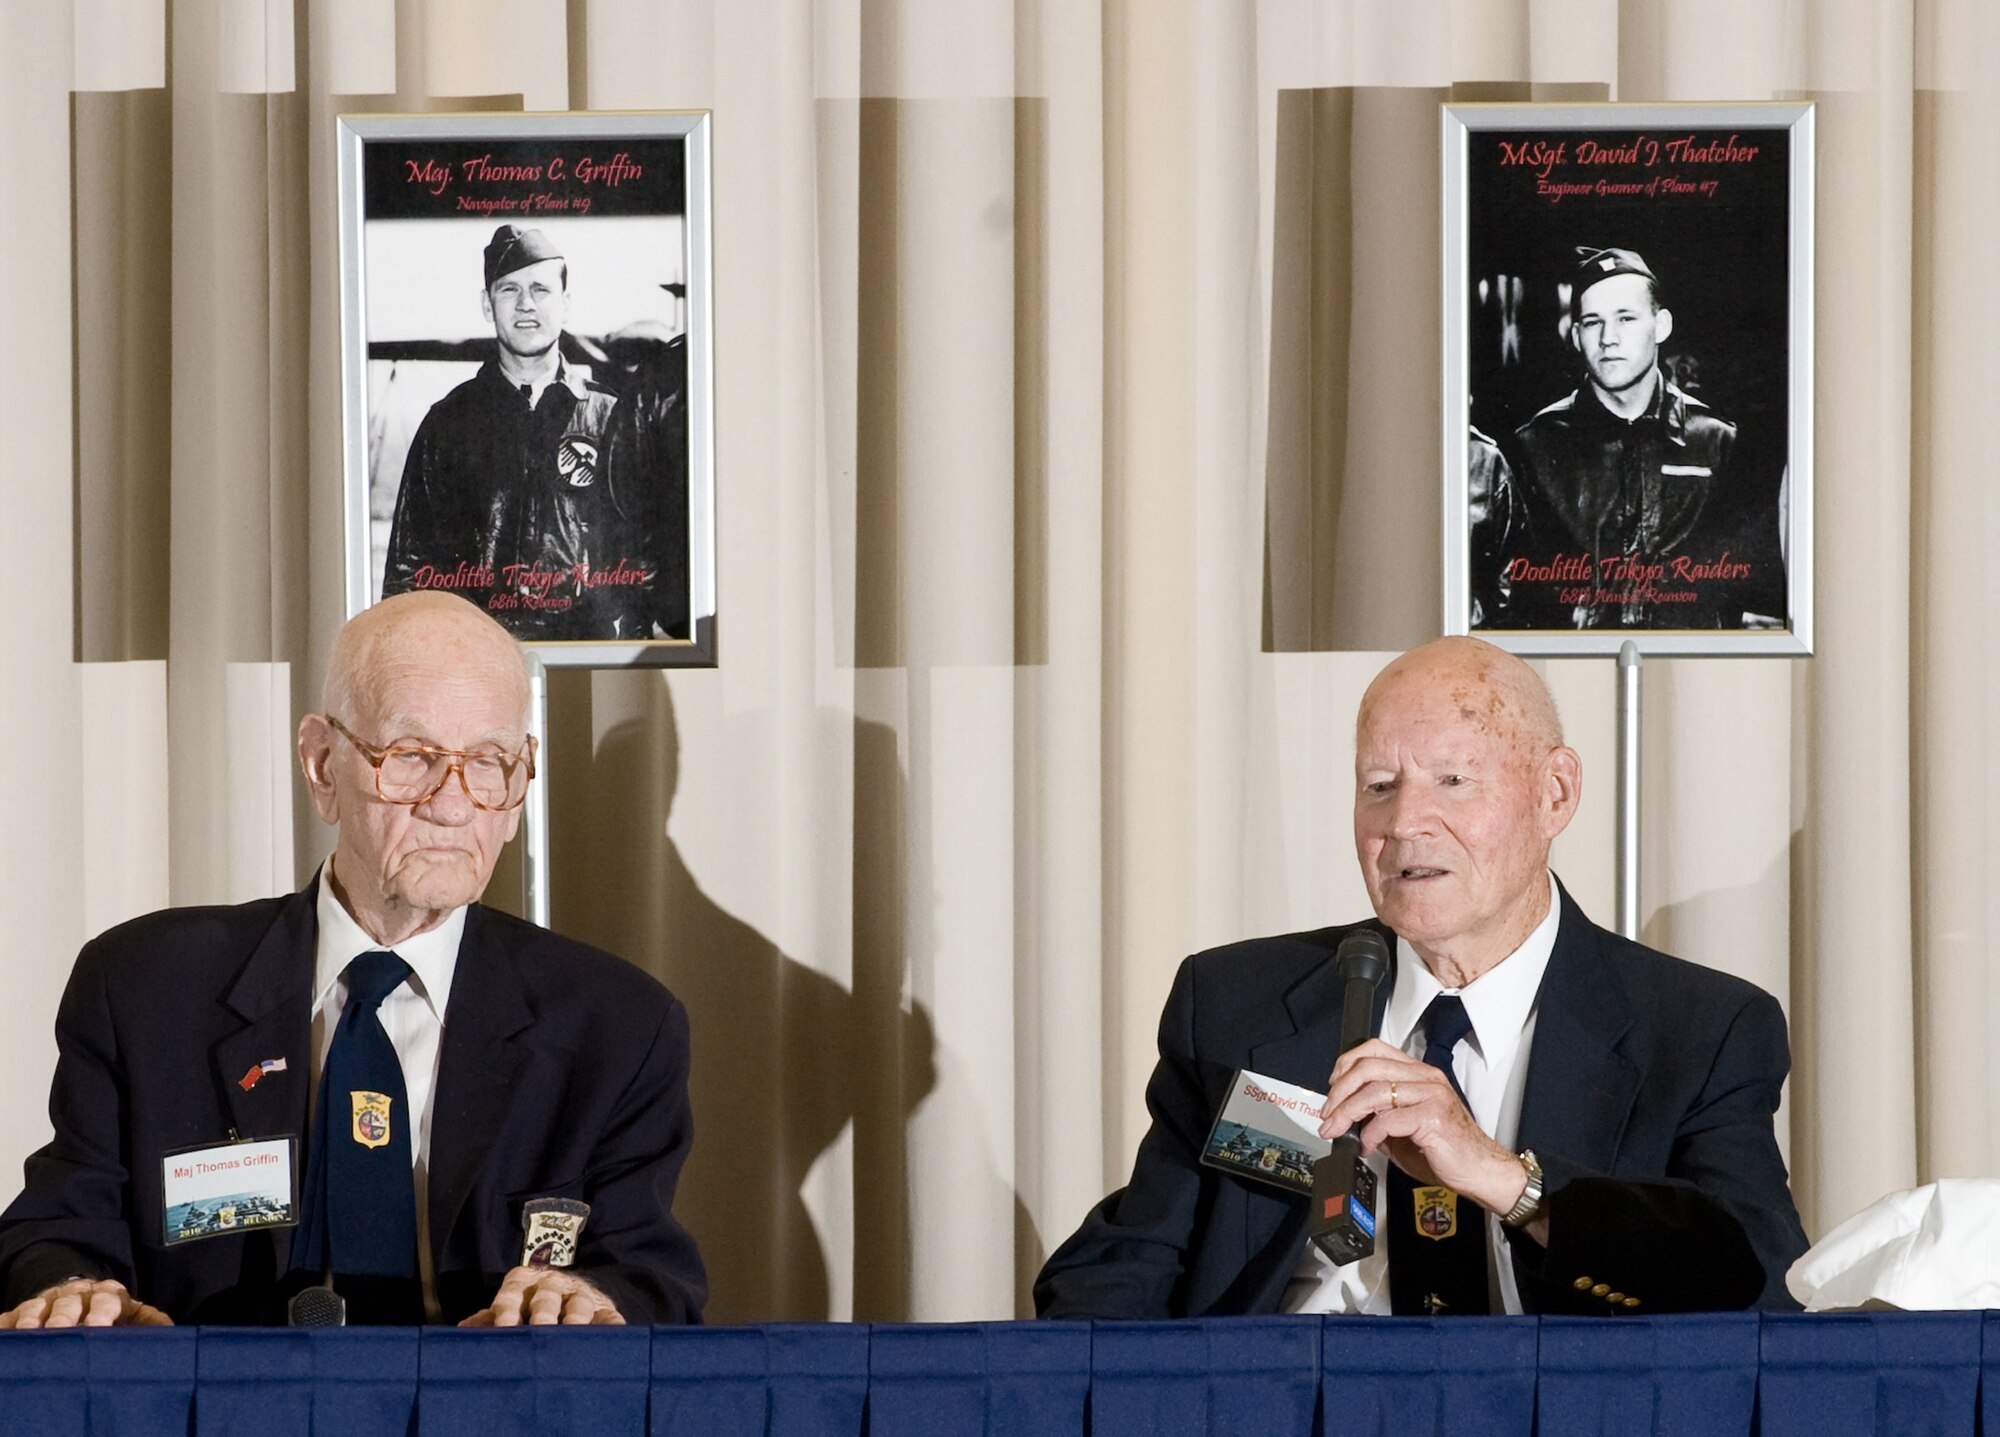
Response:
[1472,247,1788,631]
[382,224,686,642]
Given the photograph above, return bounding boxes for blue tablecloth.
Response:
[1,1311,1995,1436]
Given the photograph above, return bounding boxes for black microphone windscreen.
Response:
[1334,929,1390,985]
[287,1286,346,1327]
[1333,930,1391,1059]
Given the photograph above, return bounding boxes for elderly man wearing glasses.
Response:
[0,592,705,1328]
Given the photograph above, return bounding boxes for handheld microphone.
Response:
[287,1284,346,1327]
[1307,930,1391,1265]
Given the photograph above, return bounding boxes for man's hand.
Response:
[459,1267,625,1327]
[1319,1038,1528,1217]
[0,1278,173,1330]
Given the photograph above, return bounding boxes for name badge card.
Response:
[1200,1070,1335,1196]
[161,1137,297,1245]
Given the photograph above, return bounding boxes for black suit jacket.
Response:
[0,882,706,1325]
[1035,886,1808,1318]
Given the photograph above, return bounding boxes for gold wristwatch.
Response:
[1501,1148,1544,1227]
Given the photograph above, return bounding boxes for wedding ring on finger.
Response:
[1389,1081,1400,1109]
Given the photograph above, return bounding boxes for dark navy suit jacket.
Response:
[1035,885,1808,1318]
[0,881,706,1325]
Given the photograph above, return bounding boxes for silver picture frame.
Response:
[336,110,716,666]
[1442,102,1813,656]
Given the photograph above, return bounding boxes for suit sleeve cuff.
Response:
[2,1243,119,1309]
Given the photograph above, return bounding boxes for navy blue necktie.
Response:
[1387,993,1491,1316]
[301,951,422,1322]
[1419,994,1474,1098]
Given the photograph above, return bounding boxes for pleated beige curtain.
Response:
[0,0,1994,1324]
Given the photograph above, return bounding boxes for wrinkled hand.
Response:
[0,1278,173,1330]
[1318,1038,1526,1215]
[459,1267,624,1327]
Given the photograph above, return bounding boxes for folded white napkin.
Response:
[1787,1179,2000,1311]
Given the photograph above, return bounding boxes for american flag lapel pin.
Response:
[236,1057,289,1093]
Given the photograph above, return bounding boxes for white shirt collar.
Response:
[313,860,465,1021]
[1381,871,1562,1063]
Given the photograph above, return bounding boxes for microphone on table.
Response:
[1307,929,1391,1265]
[287,1284,346,1327]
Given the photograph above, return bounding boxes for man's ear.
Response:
[479,287,495,323]
[298,715,341,825]
[1541,746,1583,841]
[1652,306,1674,346]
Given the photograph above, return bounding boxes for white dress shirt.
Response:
[1282,872,1561,1315]
[311,863,466,1320]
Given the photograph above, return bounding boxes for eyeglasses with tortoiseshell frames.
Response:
[324,715,537,811]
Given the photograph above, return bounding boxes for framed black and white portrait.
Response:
[337,111,715,666]
[1442,103,1813,656]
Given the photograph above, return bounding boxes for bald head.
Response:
[322,591,529,731]
[1352,637,1581,981]
[302,592,532,945]
[1357,636,1563,762]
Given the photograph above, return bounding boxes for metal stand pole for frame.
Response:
[1615,641,1641,940]
[523,653,552,930]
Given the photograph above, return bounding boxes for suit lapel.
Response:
[426,906,536,1265]
[1517,890,1640,1172]
[1248,924,1396,1090]
[212,882,318,1274]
